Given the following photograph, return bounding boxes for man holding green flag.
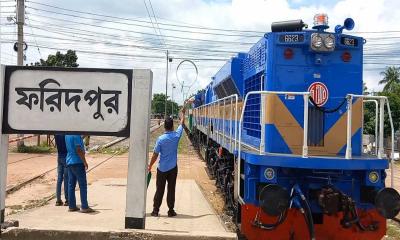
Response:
[148,102,189,217]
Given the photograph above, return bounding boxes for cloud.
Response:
[2,0,398,104]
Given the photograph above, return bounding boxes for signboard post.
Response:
[125,69,153,229]
[0,66,153,229]
[0,66,8,224]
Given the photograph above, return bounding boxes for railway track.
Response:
[7,155,46,165]
[5,122,164,195]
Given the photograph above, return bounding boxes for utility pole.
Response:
[171,84,176,117]
[164,50,168,118]
[16,0,25,147]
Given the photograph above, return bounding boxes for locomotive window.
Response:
[308,107,324,147]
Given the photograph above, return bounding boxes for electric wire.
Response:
[26,0,265,34]
[26,6,261,40]
[143,0,165,48]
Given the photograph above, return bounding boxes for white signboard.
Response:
[2,66,132,136]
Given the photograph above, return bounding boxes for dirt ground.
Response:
[4,123,230,229]
[4,126,400,238]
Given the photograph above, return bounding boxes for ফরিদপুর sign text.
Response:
[2,67,132,136]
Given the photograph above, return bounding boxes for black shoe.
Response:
[68,207,79,212]
[151,210,159,217]
[64,201,69,206]
[168,209,177,217]
[55,200,63,206]
[80,207,95,213]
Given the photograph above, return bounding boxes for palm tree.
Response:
[379,66,400,92]
[363,82,369,94]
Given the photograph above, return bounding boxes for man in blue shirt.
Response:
[65,135,94,213]
[148,107,186,217]
[55,134,68,206]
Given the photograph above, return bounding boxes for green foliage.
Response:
[16,145,53,154]
[379,66,400,92]
[363,101,376,135]
[380,85,400,135]
[152,93,179,117]
[364,66,400,135]
[97,146,129,155]
[29,50,79,67]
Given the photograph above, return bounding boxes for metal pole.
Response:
[164,50,168,118]
[302,94,309,158]
[223,99,226,147]
[374,101,379,156]
[16,0,24,147]
[171,84,175,117]
[0,66,8,224]
[234,95,238,152]
[260,94,265,154]
[385,99,395,187]
[378,98,385,159]
[260,75,265,154]
[345,95,353,159]
[230,97,233,152]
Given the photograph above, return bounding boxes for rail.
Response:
[347,94,395,187]
[236,91,395,201]
[236,91,309,202]
[193,94,238,153]
[363,100,378,156]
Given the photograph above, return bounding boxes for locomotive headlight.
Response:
[369,171,380,183]
[324,36,335,49]
[312,34,323,48]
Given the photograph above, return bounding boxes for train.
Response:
[188,14,400,240]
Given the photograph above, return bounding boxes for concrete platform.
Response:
[1,178,236,240]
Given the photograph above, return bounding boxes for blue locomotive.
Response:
[190,14,400,240]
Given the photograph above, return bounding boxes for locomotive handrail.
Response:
[237,90,310,201]
[363,100,378,156]
[346,94,394,187]
[193,94,239,153]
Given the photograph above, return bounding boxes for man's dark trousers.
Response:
[153,166,178,212]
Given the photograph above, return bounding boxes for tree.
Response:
[363,82,400,136]
[363,83,376,135]
[380,84,400,135]
[379,66,400,92]
[29,50,79,67]
[151,93,179,118]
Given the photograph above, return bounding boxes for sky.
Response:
[0,0,399,104]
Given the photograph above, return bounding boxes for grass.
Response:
[97,146,129,155]
[148,124,166,152]
[14,144,54,154]
[178,128,191,154]
[148,122,190,154]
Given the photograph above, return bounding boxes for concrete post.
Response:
[0,65,8,224]
[125,69,153,229]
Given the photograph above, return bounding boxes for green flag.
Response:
[147,171,152,188]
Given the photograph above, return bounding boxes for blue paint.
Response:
[265,124,292,154]
[193,18,392,215]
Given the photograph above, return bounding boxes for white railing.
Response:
[193,91,395,202]
[363,100,378,156]
[238,91,310,158]
[235,91,395,201]
[193,94,238,153]
[347,94,395,187]
[236,91,310,202]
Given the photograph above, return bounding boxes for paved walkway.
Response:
[5,178,236,239]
